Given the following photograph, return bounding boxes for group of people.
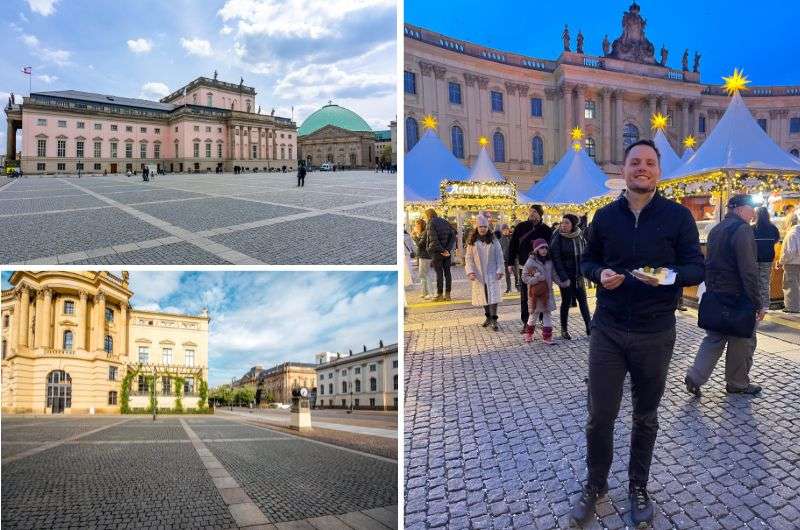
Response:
[405,138,799,527]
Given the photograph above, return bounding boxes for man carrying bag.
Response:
[686,194,765,397]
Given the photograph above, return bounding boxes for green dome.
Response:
[298,103,373,136]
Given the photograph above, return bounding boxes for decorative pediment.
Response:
[192,137,201,143]
[139,139,148,143]
[216,139,224,143]
[134,338,152,344]
[35,133,48,139]
[56,134,68,139]
[92,136,103,141]
[302,124,355,141]
[75,135,86,141]
[159,339,175,346]
[204,138,212,143]
[153,140,161,144]
[124,138,134,143]
[109,137,119,142]
[58,319,79,327]
[182,341,198,347]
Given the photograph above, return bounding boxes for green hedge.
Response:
[127,407,214,415]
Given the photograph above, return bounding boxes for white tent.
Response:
[467,146,505,182]
[680,147,695,162]
[404,129,469,200]
[524,145,610,205]
[653,129,681,178]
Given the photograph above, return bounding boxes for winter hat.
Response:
[500,223,509,230]
[476,214,489,227]
[532,238,549,253]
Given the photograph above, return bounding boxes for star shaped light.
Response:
[683,135,697,149]
[650,112,668,130]
[421,114,438,129]
[478,136,489,147]
[572,141,582,152]
[570,127,584,141]
[722,68,750,96]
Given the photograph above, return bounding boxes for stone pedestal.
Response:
[290,396,311,431]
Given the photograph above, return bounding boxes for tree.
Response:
[236,386,256,406]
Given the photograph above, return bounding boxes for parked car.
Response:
[320,162,333,171]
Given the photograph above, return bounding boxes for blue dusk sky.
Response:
[0,0,396,152]
[405,0,799,87]
[1,271,398,387]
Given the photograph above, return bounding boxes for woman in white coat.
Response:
[465,214,505,331]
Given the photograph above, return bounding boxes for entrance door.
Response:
[179,163,183,172]
[110,163,117,173]
[46,370,72,414]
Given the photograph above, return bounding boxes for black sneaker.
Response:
[443,294,452,301]
[491,318,499,331]
[629,484,654,526]
[561,330,572,340]
[433,295,444,302]
[569,484,607,525]
[726,384,762,395]
[481,317,491,328]
[684,375,702,398]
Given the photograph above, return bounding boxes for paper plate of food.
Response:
[631,266,676,285]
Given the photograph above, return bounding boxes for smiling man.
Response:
[570,139,705,526]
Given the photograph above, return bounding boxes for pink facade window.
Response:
[94,141,101,158]
[125,143,133,158]
[174,141,179,158]
[205,143,211,158]
[111,124,118,131]
[154,144,160,159]
[193,143,199,158]
[37,139,46,157]
[77,122,85,129]
[76,141,84,158]
[94,123,102,130]
[207,93,213,106]
[37,118,47,126]
[58,120,66,128]
[154,128,160,134]
[140,143,147,159]
[205,126,211,133]
[110,142,117,158]
[217,143,222,158]
[126,126,132,132]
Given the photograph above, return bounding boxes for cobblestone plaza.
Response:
[2,414,398,529]
[0,170,396,265]
[403,277,800,529]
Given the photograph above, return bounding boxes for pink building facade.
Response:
[5,76,297,174]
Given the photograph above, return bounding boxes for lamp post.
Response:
[152,365,158,422]
[230,377,234,412]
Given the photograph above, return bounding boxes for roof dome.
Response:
[298,103,373,136]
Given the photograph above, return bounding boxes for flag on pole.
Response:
[22,66,32,75]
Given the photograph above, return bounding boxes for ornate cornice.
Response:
[95,291,106,303]
[419,61,434,77]
[476,76,489,89]
[505,82,517,96]
[432,65,447,80]
[544,88,558,100]
[79,290,89,301]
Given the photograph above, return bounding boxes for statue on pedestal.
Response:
[602,35,610,56]
[576,30,584,54]
[660,44,668,66]
[213,69,218,81]
[693,51,701,73]
[607,2,656,64]
[562,25,570,52]
[682,49,688,71]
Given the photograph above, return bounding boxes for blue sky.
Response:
[405,0,799,87]
[1,0,396,152]
[2,271,398,387]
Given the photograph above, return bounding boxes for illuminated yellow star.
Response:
[572,141,582,152]
[650,112,668,131]
[421,114,438,129]
[683,135,697,149]
[722,68,750,96]
[570,127,584,141]
[478,136,489,147]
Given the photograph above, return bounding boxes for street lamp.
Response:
[230,377,234,412]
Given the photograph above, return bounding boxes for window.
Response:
[218,127,222,133]
[154,143,160,159]
[328,383,333,394]
[791,118,800,134]
[193,125,200,132]
[93,163,101,170]
[175,126,178,132]
[698,116,706,134]
[532,136,544,166]
[369,364,376,372]
[320,385,324,395]
[205,126,211,133]
[111,124,118,131]
[76,141,84,158]
[341,370,347,376]
[108,391,117,405]
[110,142,117,158]
[585,137,596,159]
[63,330,73,351]
[758,119,767,132]
[104,335,113,354]
[370,378,377,391]
[185,349,194,367]
[140,143,147,159]
[154,128,160,134]
[370,398,375,407]
[392,360,398,368]
[491,91,504,112]
[207,143,212,158]
[76,162,84,171]
[140,127,147,133]
[493,131,505,162]
[451,126,464,159]
[342,399,347,407]
[405,117,418,152]
[328,373,333,379]
[138,346,149,364]
[109,366,117,381]
[404,71,416,94]
[585,100,596,119]
[105,308,114,322]
[94,141,101,158]
[162,376,171,395]
[207,93,213,106]
[126,125,133,132]
[623,123,639,149]
[217,144,222,158]
[193,143,200,158]
[162,348,172,365]
[448,82,461,104]
[37,118,47,126]
[37,163,45,171]
[94,123,102,130]
[174,141,179,158]
[531,97,543,117]
[342,381,347,393]
[394,374,398,390]
[355,367,361,374]
[63,300,74,314]
[58,120,67,128]
[57,140,66,157]
[355,379,361,392]
[57,163,65,170]
[37,139,46,157]
[125,143,133,158]
[288,146,293,160]
[77,121,85,129]
[138,375,148,392]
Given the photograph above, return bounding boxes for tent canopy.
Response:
[467,146,505,182]
[525,146,610,204]
[653,129,682,178]
[668,92,800,180]
[404,130,469,200]
[680,147,695,162]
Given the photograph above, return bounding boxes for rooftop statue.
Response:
[576,30,584,54]
[602,34,610,56]
[607,1,656,64]
[693,51,701,73]
[562,24,570,52]
[682,49,689,71]
[660,44,668,66]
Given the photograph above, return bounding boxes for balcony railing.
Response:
[42,348,76,356]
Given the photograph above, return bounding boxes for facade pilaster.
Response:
[575,84,587,133]
[77,291,87,351]
[120,303,127,357]
[613,89,625,162]
[647,94,658,126]
[433,65,447,118]
[17,285,29,349]
[680,100,690,142]
[93,291,106,353]
[34,290,44,348]
[559,84,574,157]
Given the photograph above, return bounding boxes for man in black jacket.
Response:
[425,208,456,301]
[507,204,553,330]
[570,139,705,527]
[685,194,765,397]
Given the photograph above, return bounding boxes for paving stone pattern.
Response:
[0,171,396,265]
[404,303,800,530]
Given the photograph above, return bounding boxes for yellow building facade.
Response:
[1,271,209,414]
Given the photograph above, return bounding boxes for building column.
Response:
[47,289,55,348]
[680,100,690,142]
[433,65,447,119]
[6,120,15,160]
[601,88,612,164]
[34,290,44,348]
[120,303,127,357]
[41,288,52,348]
[559,84,574,157]
[16,285,29,349]
[575,84,587,133]
[657,94,668,116]
[93,291,106,352]
[647,94,657,128]
[10,293,19,350]
[613,89,625,163]
[463,74,479,161]
[77,290,87,351]
[690,99,699,136]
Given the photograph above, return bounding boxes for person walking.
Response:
[411,219,434,300]
[550,213,592,339]
[507,205,553,332]
[753,206,780,310]
[570,139,705,527]
[465,215,505,331]
[685,194,765,397]
[521,238,560,344]
[499,224,518,293]
[297,160,307,187]
[425,208,456,302]
[777,212,800,313]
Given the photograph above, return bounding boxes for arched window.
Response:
[46,370,72,412]
[623,124,639,149]
[532,136,544,166]
[405,117,418,152]
[355,379,361,392]
[585,137,596,159]
[104,335,113,355]
[791,149,799,158]
[63,330,73,351]
[493,131,505,162]
[342,381,347,393]
[370,378,377,392]
[451,126,464,159]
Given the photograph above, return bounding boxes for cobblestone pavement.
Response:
[0,171,396,265]
[404,291,800,529]
[1,415,398,529]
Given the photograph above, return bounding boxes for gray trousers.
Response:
[687,330,757,390]
[783,264,800,312]
[757,262,772,310]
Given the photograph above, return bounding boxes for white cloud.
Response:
[26,0,58,16]
[36,74,58,83]
[274,63,394,101]
[180,37,213,57]
[139,81,170,100]
[220,25,233,35]
[19,33,71,66]
[21,34,38,47]
[19,12,30,23]
[129,272,183,308]
[127,38,153,54]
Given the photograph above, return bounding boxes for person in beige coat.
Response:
[465,214,505,331]
[778,212,800,312]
